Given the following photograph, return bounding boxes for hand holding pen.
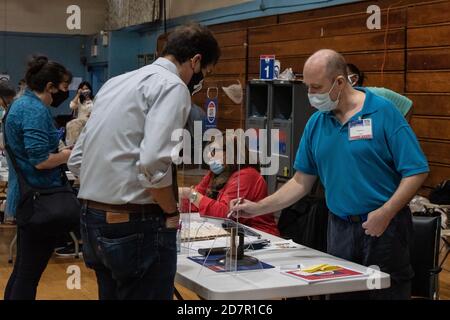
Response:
[228,198,264,219]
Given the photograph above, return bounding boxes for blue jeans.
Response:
[80,204,177,300]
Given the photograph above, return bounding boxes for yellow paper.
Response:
[302,264,341,273]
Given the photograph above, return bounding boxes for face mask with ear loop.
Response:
[308,77,343,113]
[347,74,359,87]
[187,56,205,96]
[188,72,204,96]
[50,90,70,108]
[222,80,243,104]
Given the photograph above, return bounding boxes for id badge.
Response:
[349,119,373,141]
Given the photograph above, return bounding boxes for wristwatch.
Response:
[190,190,199,203]
[165,210,180,218]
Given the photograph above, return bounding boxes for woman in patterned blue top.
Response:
[4,56,73,300]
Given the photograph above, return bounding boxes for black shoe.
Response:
[55,242,82,257]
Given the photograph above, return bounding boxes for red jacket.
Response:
[181,167,280,236]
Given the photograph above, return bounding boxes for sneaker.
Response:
[55,242,82,257]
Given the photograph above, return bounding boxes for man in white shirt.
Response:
[68,23,220,300]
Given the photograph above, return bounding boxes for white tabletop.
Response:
[176,214,390,300]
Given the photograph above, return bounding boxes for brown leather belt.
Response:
[82,200,162,215]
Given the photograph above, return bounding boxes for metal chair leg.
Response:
[174,286,184,300]
[69,231,80,259]
[8,232,17,264]
[440,247,450,269]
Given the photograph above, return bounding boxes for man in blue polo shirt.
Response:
[231,49,429,300]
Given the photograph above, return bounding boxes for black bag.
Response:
[278,195,329,252]
[3,111,81,235]
[429,180,450,205]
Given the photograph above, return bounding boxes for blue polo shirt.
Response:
[294,88,429,217]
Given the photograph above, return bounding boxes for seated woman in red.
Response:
[179,137,279,236]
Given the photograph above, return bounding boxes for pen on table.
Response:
[227,198,243,218]
[280,264,303,271]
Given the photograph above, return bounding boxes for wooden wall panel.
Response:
[408,0,450,26]
[408,94,450,116]
[209,16,278,33]
[420,140,450,164]
[214,30,247,47]
[247,50,404,75]
[405,1,450,188]
[408,24,450,48]
[220,46,246,60]
[424,164,450,188]
[249,29,405,57]
[408,47,450,70]
[410,116,450,140]
[278,0,424,23]
[407,71,450,93]
[157,0,450,188]
[211,59,246,76]
[279,0,438,23]
[362,72,405,93]
[250,10,405,45]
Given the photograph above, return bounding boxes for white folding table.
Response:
[176,214,390,300]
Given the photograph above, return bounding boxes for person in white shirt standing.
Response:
[68,23,220,300]
[66,81,94,146]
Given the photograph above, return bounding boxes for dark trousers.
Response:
[327,208,414,300]
[80,205,177,300]
[4,228,57,300]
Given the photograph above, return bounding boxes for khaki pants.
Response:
[66,118,87,146]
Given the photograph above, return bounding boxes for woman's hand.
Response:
[35,149,72,170]
[60,148,72,163]
[70,90,81,109]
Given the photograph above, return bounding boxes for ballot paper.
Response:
[181,221,229,242]
[182,235,261,252]
[269,240,304,249]
[282,264,365,283]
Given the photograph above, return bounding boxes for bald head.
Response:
[303,49,352,106]
[305,49,348,80]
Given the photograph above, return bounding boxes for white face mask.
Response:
[222,80,243,104]
[308,79,342,113]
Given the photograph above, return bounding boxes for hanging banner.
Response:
[204,87,218,131]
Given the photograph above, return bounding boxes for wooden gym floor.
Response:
[0,223,449,299]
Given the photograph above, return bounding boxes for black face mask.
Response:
[50,90,70,108]
[187,71,204,95]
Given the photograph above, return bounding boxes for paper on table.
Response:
[182,235,261,252]
[268,240,304,249]
[282,264,366,283]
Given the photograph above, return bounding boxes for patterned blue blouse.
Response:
[5,89,63,217]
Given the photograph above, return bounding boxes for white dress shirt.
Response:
[68,58,191,204]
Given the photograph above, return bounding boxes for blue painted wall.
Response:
[0,31,87,116]
[108,30,141,77]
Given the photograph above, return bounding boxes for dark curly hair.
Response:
[25,55,70,92]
